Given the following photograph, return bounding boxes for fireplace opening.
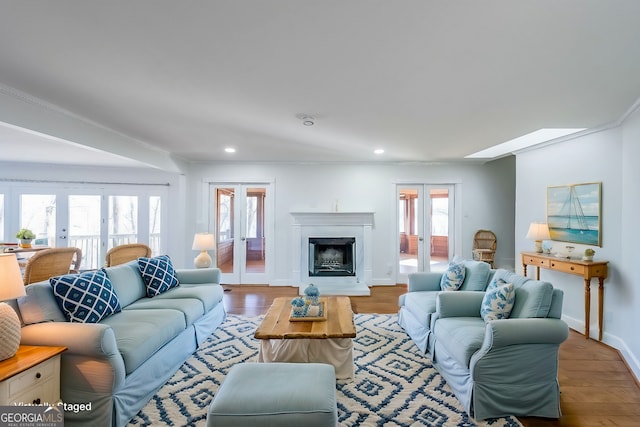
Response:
[308,237,356,277]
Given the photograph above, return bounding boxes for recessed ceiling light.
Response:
[374,149,385,155]
[296,114,315,126]
[466,128,586,159]
[224,147,236,153]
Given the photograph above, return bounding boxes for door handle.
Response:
[418,237,424,242]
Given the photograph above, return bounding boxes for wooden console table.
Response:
[521,251,608,341]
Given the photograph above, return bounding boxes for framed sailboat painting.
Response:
[547,182,602,246]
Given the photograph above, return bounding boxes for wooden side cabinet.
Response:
[521,251,608,341]
[0,345,66,405]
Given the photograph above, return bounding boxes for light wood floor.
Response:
[222,284,640,427]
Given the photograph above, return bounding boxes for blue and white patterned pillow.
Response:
[481,279,515,322]
[138,255,180,297]
[440,262,466,291]
[50,270,121,323]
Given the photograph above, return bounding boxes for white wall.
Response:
[186,157,515,285]
[621,105,640,377]
[516,107,639,380]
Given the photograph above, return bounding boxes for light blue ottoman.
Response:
[206,362,337,427]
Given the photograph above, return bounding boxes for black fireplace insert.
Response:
[308,237,356,277]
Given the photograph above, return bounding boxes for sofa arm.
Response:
[483,318,569,348]
[436,291,485,318]
[407,272,442,292]
[21,321,128,401]
[176,267,221,284]
[21,322,120,359]
[471,318,569,380]
[468,317,569,419]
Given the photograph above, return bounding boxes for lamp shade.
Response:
[526,222,551,253]
[192,233,215,251]
[525,223,551,241]
[0,253,26,301]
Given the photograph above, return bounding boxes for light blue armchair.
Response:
[432,286,568,419]
[398,264,569,420]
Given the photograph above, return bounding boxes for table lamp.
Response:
[526,222,551,253]
[192,233,215,268]
[0,253,27,361]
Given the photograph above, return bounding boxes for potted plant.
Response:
[15,228,36,248]
[583,248,595,261]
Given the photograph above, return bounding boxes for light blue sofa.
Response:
[16,260,226,427]
[398,262,569,420]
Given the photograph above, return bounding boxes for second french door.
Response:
[211,183,272,284]
[396,184,455,284]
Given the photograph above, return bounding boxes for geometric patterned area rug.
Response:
[128,314,522,427]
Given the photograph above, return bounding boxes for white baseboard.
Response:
[269,279,294,287]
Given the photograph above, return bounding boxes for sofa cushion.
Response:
[102,261,147,307]
[125,297,204,326]
[459,260,491,291]
[403,292,438,329]
[492,269,531,288]
[510,280,554,318]
[18,282,67,325]
[101,308,187,374]
[433,317,486,368]
[138,255,180,297]
[440,262,466,291]
[50,270,122,323]
[481,280,515,321]
[176,268,221,285]
[152,284,224,312]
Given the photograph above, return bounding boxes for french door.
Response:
[1,182,167,270]
[210,183,272,284]
[396,184,455,284]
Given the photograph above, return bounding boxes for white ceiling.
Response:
[1,1,640,168]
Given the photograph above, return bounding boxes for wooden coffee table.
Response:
[254,296,356,379]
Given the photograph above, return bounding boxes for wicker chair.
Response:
[472,229,497,268]
[105,243,152,267]
[23,247,83,285]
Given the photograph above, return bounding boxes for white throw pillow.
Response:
[481,279,515,322]
[440,262,466,291]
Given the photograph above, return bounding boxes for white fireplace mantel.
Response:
[290,212,375,227]
[290,212,373,296]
